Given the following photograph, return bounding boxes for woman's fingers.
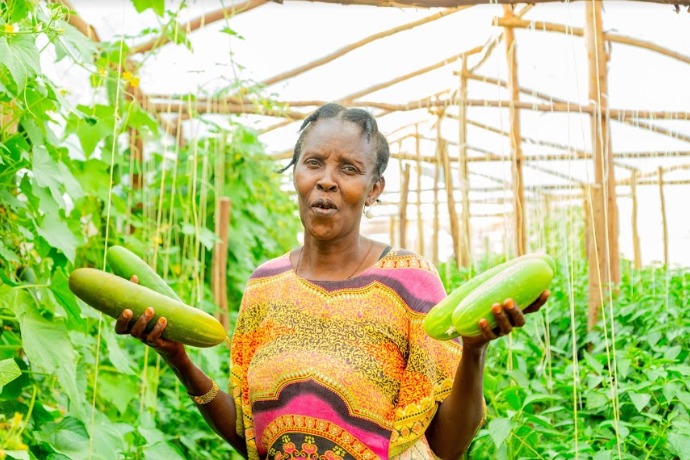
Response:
[115,309,133,334]
[129,307,155,338]
[477,317,498,341]
[144,316,167,348]
[492,301,515,334]
[523,289,550,314]
[503,298,526,328]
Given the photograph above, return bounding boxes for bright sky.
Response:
[54,0,690,267]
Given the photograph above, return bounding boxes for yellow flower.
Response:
[98,67,106,77]
[4,24,16,33]
[122,71,139,88]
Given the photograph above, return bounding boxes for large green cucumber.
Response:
[106,245,182,302]
[451,257,553,337]
[69,268,226,348]
[423,253,555,340]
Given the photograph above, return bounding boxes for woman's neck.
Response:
[294,235,378,281]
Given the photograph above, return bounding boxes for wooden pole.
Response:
[457,57,471,267]
[127,108,143,235]
[630,170,642,269]
[212,197,231,331]
[399,163,411,249]
[438,128,462,268]
[389,216,396,248]
[433,146,441,265]
[415,127,424,256]
[503,5,527,256]
[584,1,620,330]
[658,167,669,267]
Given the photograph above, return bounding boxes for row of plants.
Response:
[436,211,690,459]
[1,1,299,458]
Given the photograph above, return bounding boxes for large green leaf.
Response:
[36,416,90,459]
[32,146,67,208]
[35,211,81,262]
[11,287,84,419]
[0,34,40,93]
[49,267,86,329]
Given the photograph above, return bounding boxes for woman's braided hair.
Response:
[279,103,390,180]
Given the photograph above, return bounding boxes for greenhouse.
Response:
[0,0,689,458]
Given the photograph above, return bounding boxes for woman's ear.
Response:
[367,176,385,206]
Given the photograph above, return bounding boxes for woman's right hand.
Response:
[114,275,187,365]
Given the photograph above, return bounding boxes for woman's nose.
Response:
[316,168,338,192]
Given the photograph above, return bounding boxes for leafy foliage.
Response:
[0,2,298,458]
[438,228,689,459]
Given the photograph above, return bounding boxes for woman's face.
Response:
[293,118,384,243]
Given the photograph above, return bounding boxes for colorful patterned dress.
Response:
[230,248,463,460]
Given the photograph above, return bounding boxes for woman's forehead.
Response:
[302,118,371,149]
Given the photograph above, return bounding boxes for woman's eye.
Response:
[342,165,358,174]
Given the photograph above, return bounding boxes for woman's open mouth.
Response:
[311,198,338,217]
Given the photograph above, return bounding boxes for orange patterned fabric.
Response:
[230,249,463,459]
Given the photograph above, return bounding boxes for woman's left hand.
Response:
[462,290,551,350]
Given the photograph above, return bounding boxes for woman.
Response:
[117,103,549,460]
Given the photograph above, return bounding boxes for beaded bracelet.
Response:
[190,380,219,405]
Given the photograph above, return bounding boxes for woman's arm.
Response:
[425,340,487,459]
[426,292,550,459]
[116,297,247,458]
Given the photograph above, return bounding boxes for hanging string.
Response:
[89,9,127,459]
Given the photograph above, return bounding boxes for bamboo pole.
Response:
[130,0,269,55]
[433,139,441,265]
[503,5,527,256]
[494,16,690,67]
[585,0,619,330]
[457,57,471,267]
[399,163,411,249]
[630,170,642,270]
[462,71,690,145]
[438,125,462,268]
[415,127,424,256]
[658,167,669,267]
[304,0,688,8]
[212,198,231,331]
[389,216,397,247]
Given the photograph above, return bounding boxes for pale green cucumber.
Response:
[451,257,553,337]
[106,245,182,302]
[423,252,555,340]
[69,268,226,348]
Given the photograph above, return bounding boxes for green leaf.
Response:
[0,34,40,92]
[668,432,690,460]
[96,371,138,414]
[131,0,165,16]
[101,326,135,375]
[12,288,84,419]
[586,391,608,410]
[36,416,90,459]
[67,105,116,156]
[583,351,604,374]
[36,211,81,262]
[143,441,186,460]
[0,358,22,387]
[53,21,98,62]
[32,146,67,208]
[49,266,85,328]
[488,417,512,449]
[628,392,651,413]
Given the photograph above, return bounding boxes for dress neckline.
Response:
[289,245,393,284]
